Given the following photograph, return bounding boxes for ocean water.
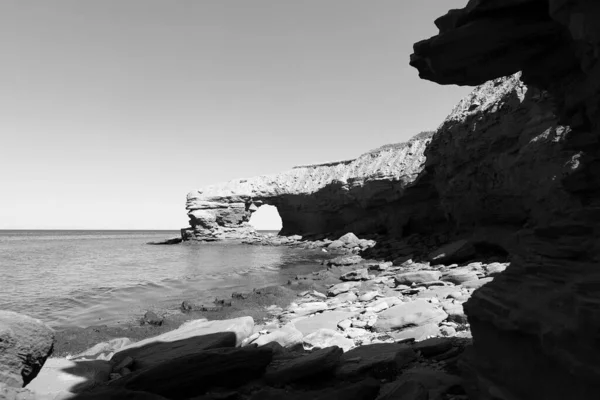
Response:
[0,230,325,329]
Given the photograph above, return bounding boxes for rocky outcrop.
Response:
[410,1,600,399]
[183,132,433,241]
[0,311,54,388]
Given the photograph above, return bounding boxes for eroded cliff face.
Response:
[183,133,432,241]
[410,1,600,399]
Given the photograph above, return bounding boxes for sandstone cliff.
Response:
[409,1,600,399]
[183,132,433,241]
[182,1,600,397]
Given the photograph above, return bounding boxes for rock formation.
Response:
[410,1,600,399]
[0,311,54,388]
[183,132,433,241]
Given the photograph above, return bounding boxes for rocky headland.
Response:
[183,131,433,241]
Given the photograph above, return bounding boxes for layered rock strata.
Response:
[183,133,433,241]
[410,1,600,399]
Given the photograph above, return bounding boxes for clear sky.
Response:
[0,0,472,230]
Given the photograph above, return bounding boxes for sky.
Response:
[0,0,473,230]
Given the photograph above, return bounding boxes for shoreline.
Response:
[52,236,346,357]
[10,232,508,398]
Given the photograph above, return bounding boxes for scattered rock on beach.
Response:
[142,311,164,326]
[395,271,442,285]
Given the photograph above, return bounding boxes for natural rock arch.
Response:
[182,134,432,241]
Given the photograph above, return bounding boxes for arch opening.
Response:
[249,204,282,235]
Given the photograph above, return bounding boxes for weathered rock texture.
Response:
[410,1,600,399]
[0,311,54,388]
[183,133,433,240]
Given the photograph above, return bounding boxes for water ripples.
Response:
[0,231,324,328]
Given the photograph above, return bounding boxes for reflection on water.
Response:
[0,230,324,328]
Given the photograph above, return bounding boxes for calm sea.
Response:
[0,230,324,329]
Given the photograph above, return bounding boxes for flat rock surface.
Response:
[114,317,253,355]
[373,300,447,333]
[335,343,417,380]
[110,331,237,372]
[293,311,356,336]
[264,346,343,384]
[113,347,273,400]
[0,310,55,387]
[303,329,355,352]
[252,324,304,348]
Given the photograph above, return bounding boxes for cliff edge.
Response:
[410,1,600,399]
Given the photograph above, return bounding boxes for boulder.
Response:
[335,343,417,380]
[142,311,163,326]
[441,268,480,284]
[303,329,355,352]
[294,311,357,336]
[329,291,358,304]
[484,262,508,276]
[395,271,442,285]
[327,255,363,266]
[328,281,361,296]
[327,240,345,250]
[373,300,447,332]
[365,297,402,313]
[287,302,328,317]
[339,232,361,245]
[27,358,112,396]
[112,347,273,399]
[0,310,55,387]
[415,286,459,300]
[341,268,370,281]
[110,331,236,372]
[264,346,343,384]
[115,317,253,353]
[461,277,493,289]
[367,262,392,271]
[441,301,468,324]
[253,324,303,348]
[358,291,380,302]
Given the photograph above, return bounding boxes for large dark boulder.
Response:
[110,332,236,372]
[111,347,273,400]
